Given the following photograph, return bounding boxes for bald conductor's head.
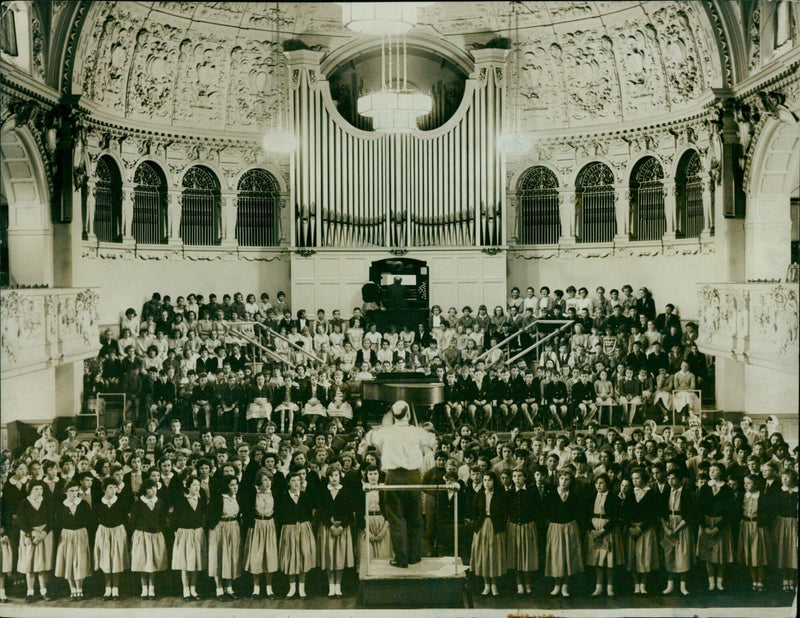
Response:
[391,400,410,421]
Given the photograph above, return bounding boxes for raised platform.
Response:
[359,555,469,607]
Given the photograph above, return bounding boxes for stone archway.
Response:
[746,116,800,280]
[0,124,54,285]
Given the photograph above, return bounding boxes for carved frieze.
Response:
[0,292,43,363]
[697,283,799,373]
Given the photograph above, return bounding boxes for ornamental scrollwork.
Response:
[0,292,43,363]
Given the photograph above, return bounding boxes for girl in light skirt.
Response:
[775,470,798,593]
[625,468,661,595]
[543,468,584,598]
[586,473,623,598]
[471,471,508,597]
[94,478,130,600]
[15,481,54,602]
[316,463,355,597]
[661,468,694,596]
[738,474,768,592]
[277,470,316,598]
[208,474,242,600]
[130,479,169,599]
[696,462,734,592]
[243,470,279,598]
[506,469,538,595]
[359,466,391,561]
[171,475,207,601]
[54,481,93,600]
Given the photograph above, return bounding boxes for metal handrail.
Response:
[221,322,287,366]
[364,482,462,577]
[475,317,545,362]
[224,320,325,365]
[505,320,574,365]
[262,324,325,364]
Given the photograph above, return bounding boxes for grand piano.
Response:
[359,372,445,425]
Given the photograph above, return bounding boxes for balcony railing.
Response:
[0,288,101,377]
[696,282,798,373]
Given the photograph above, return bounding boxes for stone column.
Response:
[700,172,714,240]
[84,179,97,242]
[120,185,135,246]
[614,185,630,242]
[507,193,519,244]
[221,192,237,248]
[166,189,182,246]
[662,179,676,240]
[558,188,576,244]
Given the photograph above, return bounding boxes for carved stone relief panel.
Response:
[613,23,668,116]
[174,34,230,126]
[30,12,45,81]
[84,4,148,114]
[558,29,622,122]
[648,4,704,106]
[127,22,184,120]
[517,39,566,122]
[226,40,286,130]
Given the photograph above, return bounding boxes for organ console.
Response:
[365,257,430,330]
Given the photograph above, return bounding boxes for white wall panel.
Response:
[291,250,506,317]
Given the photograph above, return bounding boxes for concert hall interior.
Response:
[0,1,798,616]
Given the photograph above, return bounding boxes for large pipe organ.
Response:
[287,49,507,249]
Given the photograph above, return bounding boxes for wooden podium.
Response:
[359,555,469,607]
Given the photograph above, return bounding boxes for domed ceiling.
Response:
[72,1,724,134]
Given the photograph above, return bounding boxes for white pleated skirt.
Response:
[243,518,279,574]
[279,521,316,575]
[208,520,242,579]
[131,530,167,573]
[506,521,539,572]
[172,527,207,572]
[55,528,91,580]
[544,521,583,578]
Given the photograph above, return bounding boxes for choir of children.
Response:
[0,285,795,605]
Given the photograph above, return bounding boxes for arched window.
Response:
[133,161,167,244]
[517,166,560,245]
[237,169,280,246]
[630,156,665,241]
[676,150,704,239]
[93,155,122,243]
[576,162,615,243]
[181,166,220,246]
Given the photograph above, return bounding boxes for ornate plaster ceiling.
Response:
[71,1,724,133]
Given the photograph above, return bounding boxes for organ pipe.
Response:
[288,50,506,249]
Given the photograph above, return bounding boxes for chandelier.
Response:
[339,2,419,35]
[357,33,432,133]
[262,2,297,154]
[497,1,532,155]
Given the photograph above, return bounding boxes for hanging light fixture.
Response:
[262,2,297,154]
[357,33,432,133]
[337,2,433,35]
[497,1,532,155]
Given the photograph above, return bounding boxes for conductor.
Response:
[365,400,436,567]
